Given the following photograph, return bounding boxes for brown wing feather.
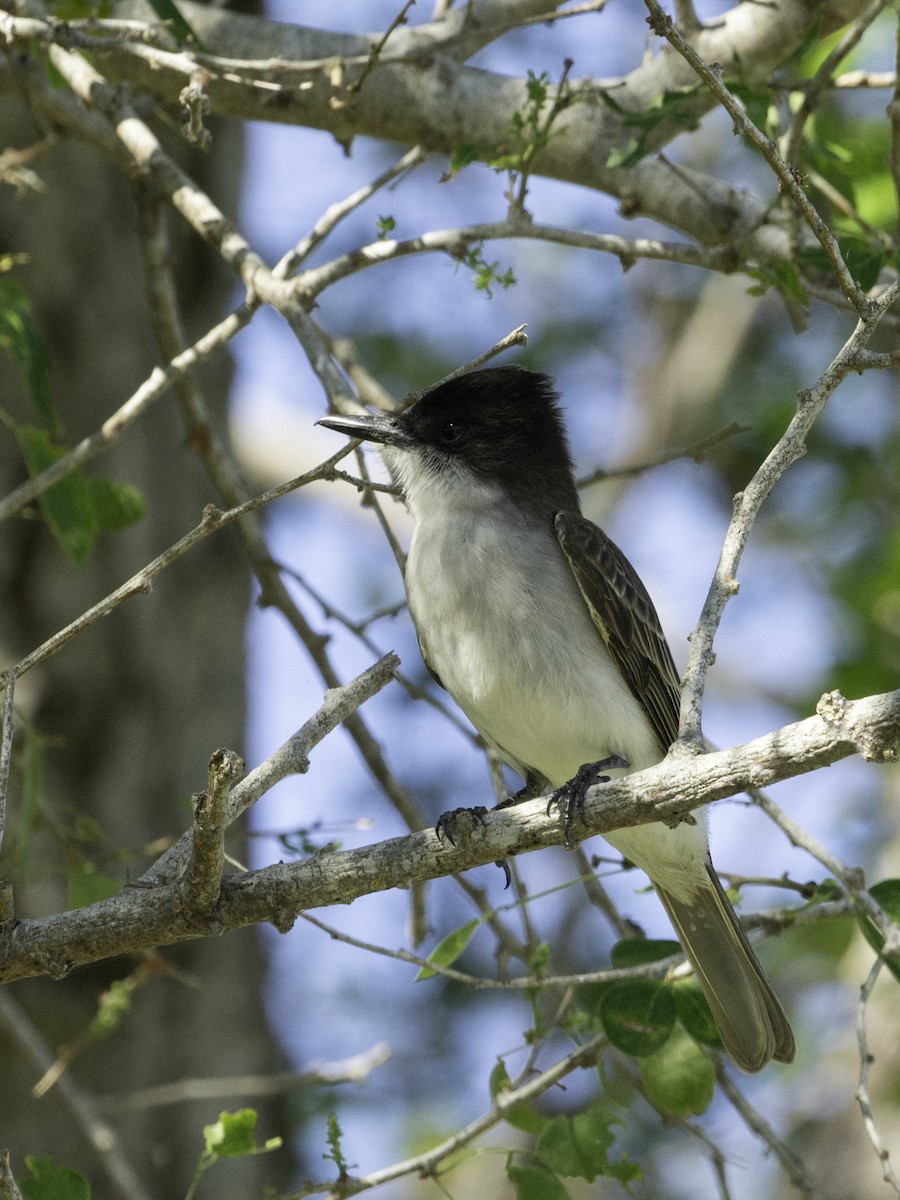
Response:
[554,511,680,752]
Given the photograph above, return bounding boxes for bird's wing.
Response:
[554,510,681,752]
[415,632,446,691]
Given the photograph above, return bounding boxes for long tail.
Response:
[655,865,795,1073]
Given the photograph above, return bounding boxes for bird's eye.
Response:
[439,420,463,446]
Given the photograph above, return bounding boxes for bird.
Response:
[318,364,795,1073]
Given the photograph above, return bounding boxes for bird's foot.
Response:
[548,754,630,847]
[435,806,489,847]
[495,775,545,810]
[435,804,515,889]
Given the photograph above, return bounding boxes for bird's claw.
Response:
[435,805,489,846]
[548,754,629,847]
[435,806,514,887]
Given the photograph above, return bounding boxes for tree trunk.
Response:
[0,57,292,1200]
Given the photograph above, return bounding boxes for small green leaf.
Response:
[807,877,843,903]
[323,1111,353,1175]
[489,1057,511,1099]
[376,215,396,240]
[85,477,147,531]
[67,862,120,909]
[204,1109,281,1158]
[0,274,55,431]
[507,1157,571,1200]
[16,425,96,564]
[15,721,44,872]
[638,1025,715,1116]
[21,1157,91,1200]
[48,1,112,16]
[537,1105,620,1182]
[857,879,900,983]
[610,939,680,969]
[606,136,646,169]
[146,0,205,47]
[89,979,132,1040]
[416,918,481,979]
[599,980,675,1057]
[445,143,481,178]
[840,239,884,291]
[672,979,722,1048]
[491,1060,549,1133]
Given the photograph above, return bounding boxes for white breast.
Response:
[406,502,662,786]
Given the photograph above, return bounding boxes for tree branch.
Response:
[0,0,872,258]
[678,277,900,744]
[1,688,896,986]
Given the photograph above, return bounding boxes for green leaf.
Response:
[489,1058,510,1098]
[606,136,647,169]
[204,1109,281,1158]
[205,1109,258,1157]
[599,980,675,1057]
[446,143,481,178]
[672,979,722,1048]
[15,721,44,872]
[376,215,396,240]
[610,939,680,968]
[89,979,132,1040]
[490,1059,548,1133]
[857,879,900,983]
[416,917,481,980]
[536,1103,638,1184]
[798,240,883,292]
[323,1111,353,1175]
[507,1157,571,1200]
[85,476,147,531]
[840,239,884,291]
[48,1,112,16]
[145,0,205,47]
[67,862,120,909]
[16,425,96,564]
[745,260,809,306]
[21,1157,91,1200]
[807,877,843,904]
[638,1025,715,1116]
[0,274,55,431]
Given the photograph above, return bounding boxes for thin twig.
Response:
[751,785,900,951]
[578,421,748,487]
[280,144,427,278]
[300,909,682,989]
[677,278,900,744]
[855,957,900,1192]
[0,304,253,524]
[305,1031,611,1198]
[140,653,401,887]
[0,669,15,858]
[406,324,529,405]
[94,1043,392,1112]
[715,1061,822,1198]
[643,0,869,312]
[0,458,354,693]
[347,0,417,94]
[298,220,740,301]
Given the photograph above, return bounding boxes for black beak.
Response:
[317,411,413,449]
